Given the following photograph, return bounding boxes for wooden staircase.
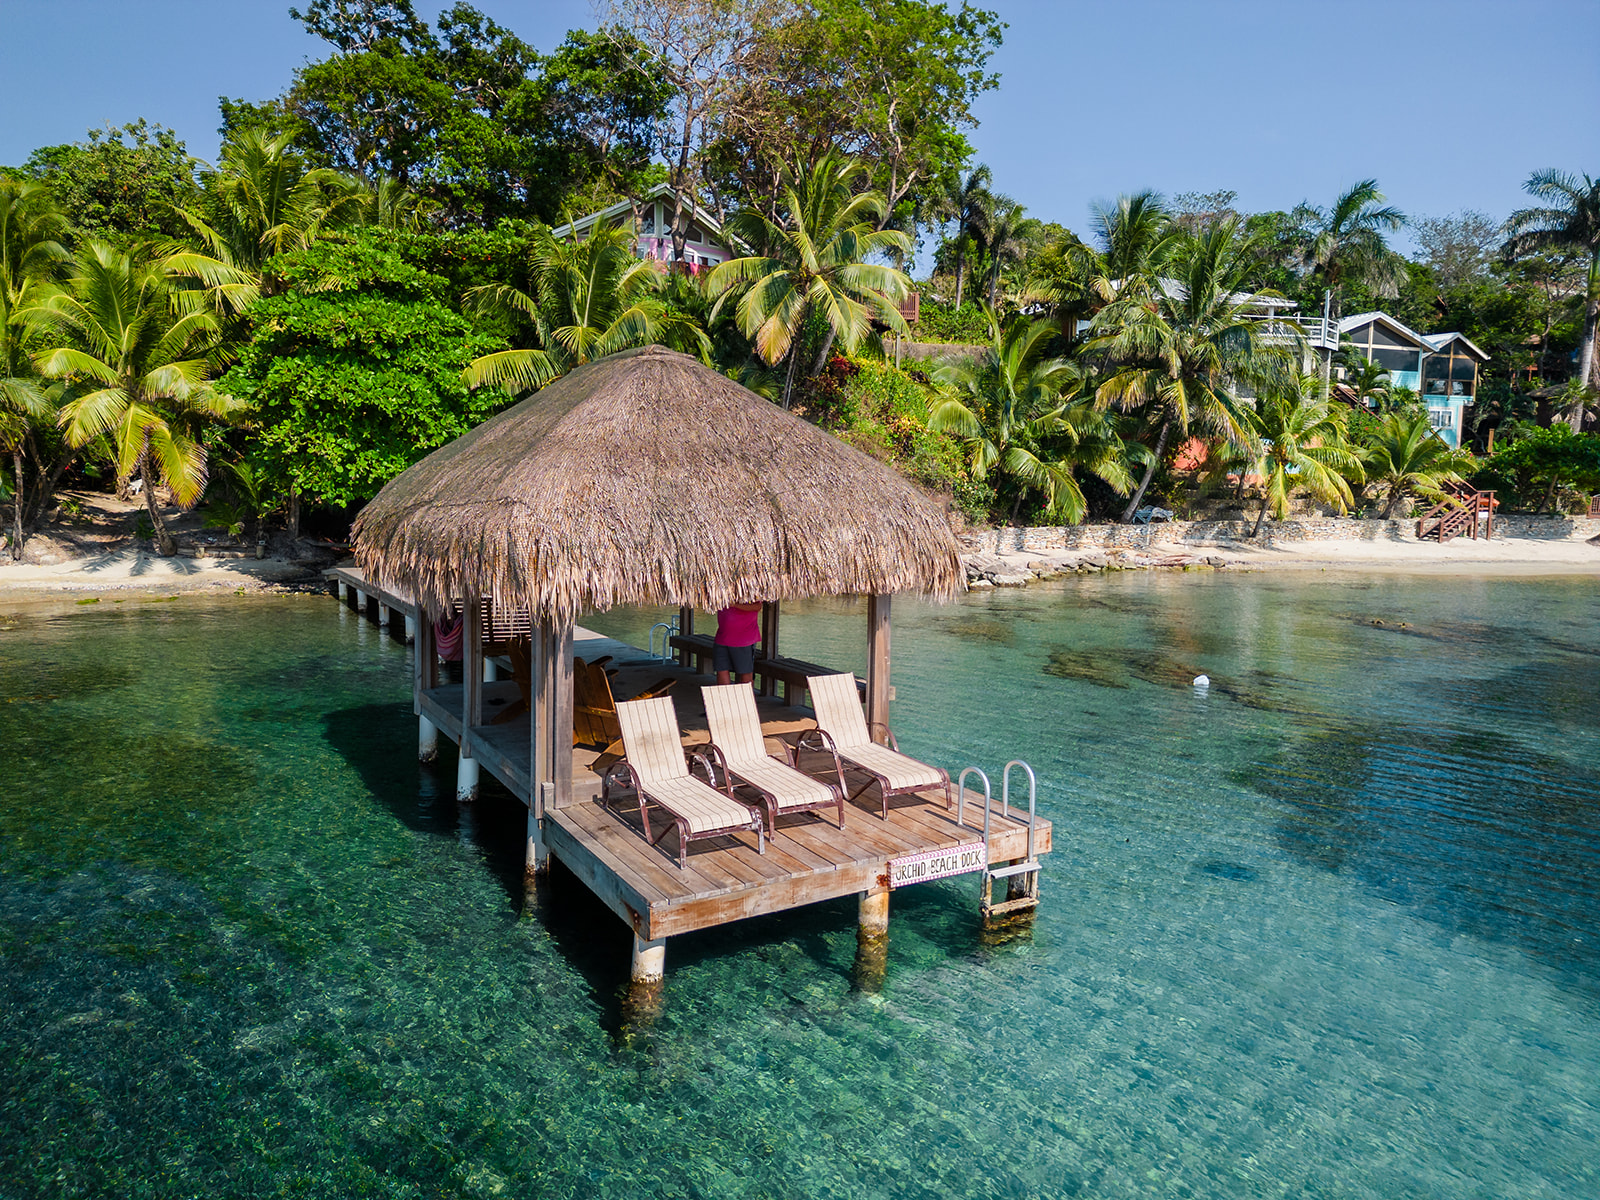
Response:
[1416,485,1496,543]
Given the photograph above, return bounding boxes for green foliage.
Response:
[220,230,507,507]
[1471,423,1600,512]
[274,5,670,225]
[915,293,990,343]
[16,121,201,244]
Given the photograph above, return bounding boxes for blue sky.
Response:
[2,0,1596,247]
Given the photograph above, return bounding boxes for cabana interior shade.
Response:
[352,346,964,620]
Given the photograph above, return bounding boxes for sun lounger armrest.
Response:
[867,722,899,751]
[600,758,635,805]
[698,742,732,790]
[687,749,733,796]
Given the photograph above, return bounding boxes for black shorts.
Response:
[713,642,756,676]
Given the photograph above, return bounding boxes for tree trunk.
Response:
[1537,472,1561,514]
[1251,490,1269,538]
[1119,418,1172,523]
[809,324,838,378]
[779,341,802,411]
[1571,292,1598,432]
[141,453,176,556]
[1381,484,1402,520]
[287,485,301,539]
[10,451,23,561]
[953,239,965,311]
[1009,486,1026,527]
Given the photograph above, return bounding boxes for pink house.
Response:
[550,182,739,274]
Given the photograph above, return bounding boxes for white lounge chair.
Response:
[604,694,765,868]
[804,673,951,819]
[702,682,846,831]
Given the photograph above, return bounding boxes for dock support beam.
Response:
[415,607,439,762]
[631,934,666,984]
[378,602,390,631]
[458,597,483,802]
[403,614,415,643]
[418,715,438,762]
[483,657,498,683]
[866,594,891,737]
[859,888,889,936]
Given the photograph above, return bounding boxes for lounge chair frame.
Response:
[699,683,847,832]
[602,696,765,868]
[806,674,952,819]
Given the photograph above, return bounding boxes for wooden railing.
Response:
[1416,488,1496,543]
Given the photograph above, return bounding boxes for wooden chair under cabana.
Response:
[350,345,967,985]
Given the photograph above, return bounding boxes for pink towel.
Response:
[434,614,464,661]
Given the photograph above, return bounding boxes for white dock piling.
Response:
[418,714,438,762]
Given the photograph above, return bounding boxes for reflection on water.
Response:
[2,575,1598,1198]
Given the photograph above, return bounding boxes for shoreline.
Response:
[1,535,1597,607]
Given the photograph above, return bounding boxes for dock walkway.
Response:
[326,566,1051,959]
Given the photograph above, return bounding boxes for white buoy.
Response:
[1193,674,1211,689]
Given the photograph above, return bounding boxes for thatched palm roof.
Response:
[353,346,963,621]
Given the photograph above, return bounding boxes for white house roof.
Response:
[1338,311,1428,346]
[1422,331,1490,361]
[550,181,731,244]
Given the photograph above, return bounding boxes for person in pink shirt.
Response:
[714,602,763,684]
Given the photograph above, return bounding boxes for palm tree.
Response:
[979,198,1038,307]
[170,128,360,313]
[935,164,994,311]
[463,219,706,395]
[1246,378,1362,537]
[1294,179,1406,321]
[1340,352,1393,412]
[1090,215,1297,522]
[0,179,70,557]
[708,154,911,409]
[1504,170,1600,430]
[28,242,245,555]
[1026,191,1180,341]
[928,310,1131,524]
[1361,410,1462,518]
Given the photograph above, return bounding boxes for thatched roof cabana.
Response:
[353,345,962,621]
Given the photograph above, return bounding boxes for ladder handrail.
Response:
[1002,760,1038,864]
[953,771,992,838]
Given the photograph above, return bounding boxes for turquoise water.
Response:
[2,576,1597,1198]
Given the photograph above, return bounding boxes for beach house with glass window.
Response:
[1338,312,1489,448]
[551,182,737,274]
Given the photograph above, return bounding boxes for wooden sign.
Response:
[888,841,986,889]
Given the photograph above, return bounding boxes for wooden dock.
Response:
[327,566,1051,967]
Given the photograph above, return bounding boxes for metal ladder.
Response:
[647,617,679,663]
[956,762,1042,921]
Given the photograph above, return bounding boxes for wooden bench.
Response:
[670,635,864,708]
[754,656,865,708]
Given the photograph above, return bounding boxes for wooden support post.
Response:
[552,621,574,809]
[677,605,694,667]
[866,593,892,739]
[525,805,548,876]
[859,888,889,936]
[631,933,666,983]
[758,601,780,696]
[483,657,498,683]
[354,588,366,614]
[336,580,348,604]
[403,614,415,643]
[458,597,483,802]
[377,602,390,631]
[415,607,439,762]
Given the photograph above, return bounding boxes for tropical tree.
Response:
[0,179,70,557]
[1361,409,1462,518]
[928,310,1132,524]
[1245,378,1362,537]
[1340,351,1394,412]
[979,197,1037,307]
[1294,179,1406,320]
[1504,170,1600,429]
[708,154,912,408]
[932,163,992,311]
[28,242,245,555]
[1090,215,1297,521]
[1026,190,1180,339]
[463,218,706,395]
[170,127,360,314]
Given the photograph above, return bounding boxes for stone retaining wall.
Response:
[961,514,1600,552]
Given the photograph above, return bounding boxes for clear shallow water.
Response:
[1,576,1597,1199]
